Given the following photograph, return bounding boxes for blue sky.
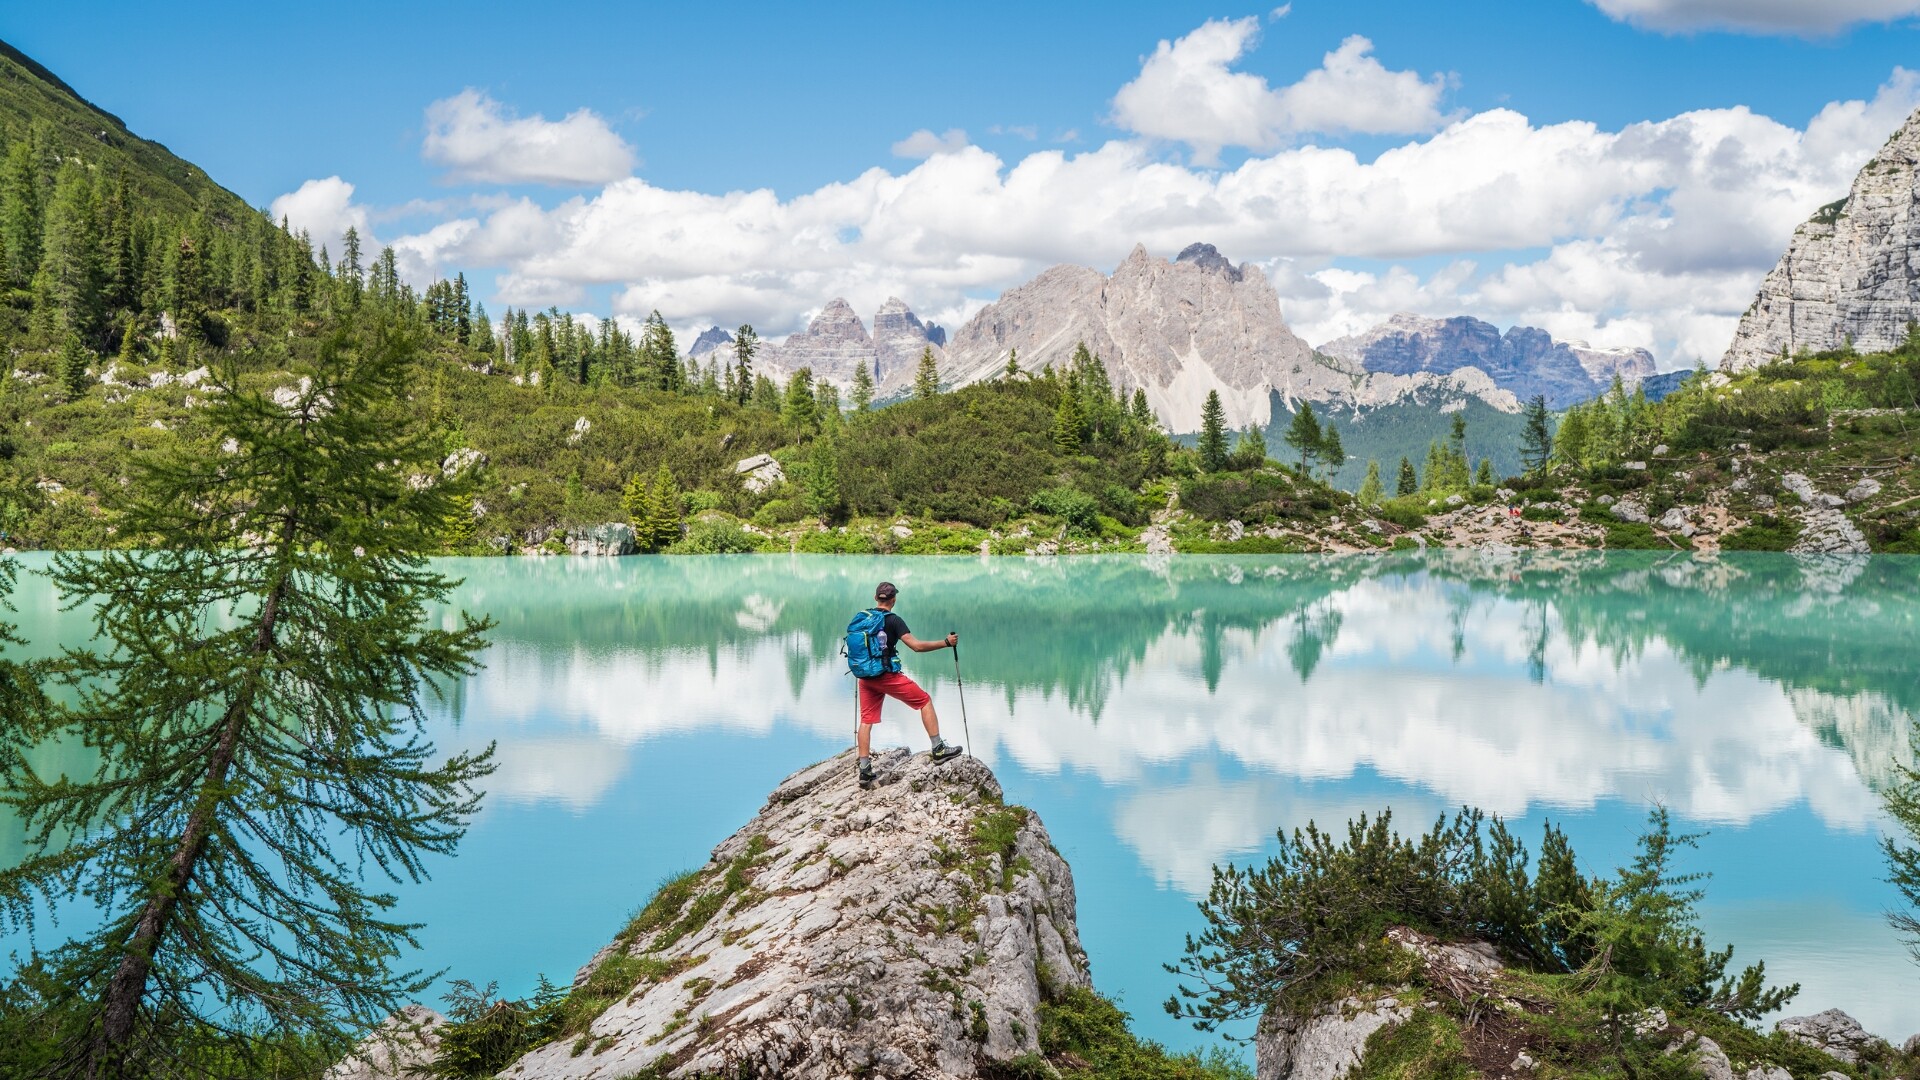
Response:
[13,1,1920,364]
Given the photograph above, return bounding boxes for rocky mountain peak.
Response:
[1722,104,1920,369]
[871,296,946,383]
[1175,242,1244,283]
[688,326,732,358]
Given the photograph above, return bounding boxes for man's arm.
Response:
[899,630,958,653]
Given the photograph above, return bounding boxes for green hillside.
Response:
[0,38,249,220]
[1304,397,1530,492]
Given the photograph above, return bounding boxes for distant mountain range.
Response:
[1318,313,1655,410]
[705,242,1666,430]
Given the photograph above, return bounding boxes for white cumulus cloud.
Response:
[354,18,1920,376]
[268,176,372,261]
[892,127,970,159]
[1588,0,1920,34]
[423,89,636,186]
[1110,18,1447,162]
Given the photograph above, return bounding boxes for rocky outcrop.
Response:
[1723,106,1920,369]
[1776,1009,1891,1066]
[326,1005,446,1080]
[493,749,1088,1079]
[566,523,638,556]
[1319,313,1657,408]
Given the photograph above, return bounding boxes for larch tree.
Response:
[850,362,875,411]
[1003,348,1020,380]
[1283,403,1322,476]
[782,367,818,431]
[1052,389,1087,454]
[1318,424,1345,480]
[1396,456,1418,496]
[1520,395,1554,478]
[807,436,842,521]
[0,322,495,1078]
[913,346,941,400]
[1198,391,1230,473]
[1130,388,1154,429]
[1357,460,1383,504]
[733,325,758,407]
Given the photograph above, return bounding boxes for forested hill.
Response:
[0,38,247,219]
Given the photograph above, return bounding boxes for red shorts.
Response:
[858,672,929,725]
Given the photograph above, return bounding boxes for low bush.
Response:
[1720,516,1800,552]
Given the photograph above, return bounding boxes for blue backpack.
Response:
[845,608,900,678]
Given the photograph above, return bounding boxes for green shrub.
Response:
[1030,487,1101,535]
[1720,516,1800,552]
[751,497,804,526]
[1374,499,1428,530]
[668,517,762,554]
[1520,503,1562,522]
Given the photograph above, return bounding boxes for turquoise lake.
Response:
[4,551,1919,1052]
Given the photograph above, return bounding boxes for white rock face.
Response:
[497,749,1089,1080]
[1723,106,1920,369]
[872,296,944,386]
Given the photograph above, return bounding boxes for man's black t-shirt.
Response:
[879,611,910,666]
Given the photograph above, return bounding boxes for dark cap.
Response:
[875,581,898,601]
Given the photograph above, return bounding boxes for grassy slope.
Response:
[0,37,249,219]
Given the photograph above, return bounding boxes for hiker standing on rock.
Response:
[846,581,962,787]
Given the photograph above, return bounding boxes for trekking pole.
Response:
[950,631,972,757]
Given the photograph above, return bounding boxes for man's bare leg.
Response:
[918,702,941,742]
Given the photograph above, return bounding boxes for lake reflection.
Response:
[5,551,1919,1049]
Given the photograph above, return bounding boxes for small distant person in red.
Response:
[857,581,961,787]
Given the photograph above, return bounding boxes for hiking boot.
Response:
[930,743,963,764]
[857,758,876,788]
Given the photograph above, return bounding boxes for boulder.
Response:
[1141,524,1175,555]
[1775,1009,1889,1066]
[1845,478,1882,503]
[1781,473,1845,509]
[494,750,1089,1079]
[735,454,785,494]
[1657,507,1698,537]
[566,523,638,557]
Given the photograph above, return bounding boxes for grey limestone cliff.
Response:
[1723,106,1920,369]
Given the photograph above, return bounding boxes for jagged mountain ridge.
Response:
[700,297,948,394]
[1318,313,1656,409]
[697,244,1691,431]
[1722,105,1920,369]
